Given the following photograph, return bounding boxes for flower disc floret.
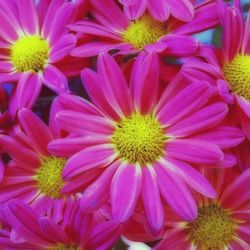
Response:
[223,54,250,101]
[112,113,166,166]
[123,15,166,49]
[188,205,235,248]
[11,35,49,72]
[36,157,66,199]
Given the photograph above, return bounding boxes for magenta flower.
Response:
[182,2,250,140]
[0,0,77,110]
[69,0,218,57]
[119,0,194,22]
[0,199,121,250]
[0,108,85,217]
[49,52,244,233]
[155,168,250,249]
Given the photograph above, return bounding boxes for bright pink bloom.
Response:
[119,0,194,22]
[0,0,79,111]
[155,168,250,249]
[0,199,121,250]
[182,2,250,140]
[49,52,244,233]
[69,0,218,57]
[0,108,88,217]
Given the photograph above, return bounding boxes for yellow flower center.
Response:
[11,35,49,73]
[223,54,250,101]
[50,245,81,250]
[112,113,166,166]
[36,157,66,199]
[188,205,235,249]
[123,15,166,49]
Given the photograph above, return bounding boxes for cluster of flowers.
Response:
[0,0,249,249]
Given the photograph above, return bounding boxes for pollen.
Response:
[188,205,235,249]
[223,54,250,101]
[123,15,166,49]
[111,113,166,166]
[36,157,66,199]
[11,35,49,73]
[50,245,80,250]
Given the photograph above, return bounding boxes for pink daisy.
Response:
[0,199,121,250]
[0,0,78,110]
[49,52,244,233]
[155,168,250,249]
[119,0,194,22]
[69,0,218,57]
[0,108,92,217]
[181,2,250,140]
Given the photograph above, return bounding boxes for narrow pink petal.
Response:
[80,161,119,211]
[47,3,74,43]
[160,157,216,198]
[141,166,164,233]
[236,95,250,118]
[91,0,128,30]
[220,169,250,209]
[49,34,76,63]
[56,110,114,135]
[155,163,197,221]
[148,0,170,21]
[168,0,194,22]
[15,0,38,34]
[42,65,68,94]
[130,52,159,114]
[166,139,224,165]
[242,11,250,54]
[123,0,147,20]
[48,136,108,157]
[97,53,132,117]
[167,102,228,137]
[18,109,53,156]
[0,135,40,170]
[0,61,13,72]
[157,81,210,127]
[39,217,68,244]
[63,145,116,179]
[16,73,42,110]
[111,164,142,222]
[191,126,245,149]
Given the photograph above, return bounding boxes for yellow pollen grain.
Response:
[188,205,235,249]
[123,15,166,49]
[50,245,81,250]
[223,54,250,101]
[36,157,66,199]
[11,35,49,73]
[111,113,166,166]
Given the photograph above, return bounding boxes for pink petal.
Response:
[148,0,170,21]
[15,0,38,34]
[111,164,142,222]
[80,161,119,211]
[123,0,147,20]
[130,52,159,114]
[160,157,216,198]
[49,34,76,63]
[157,81,210,127]
[242,11,250,54]
[167,102,228,137]
[168,0,194,22]
[141,166,164,233]
[18,109,53,156]
[155,163,197,221]
[63,145,116,179]
[16,73,42,110]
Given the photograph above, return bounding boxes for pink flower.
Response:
[69,0,218,57]
[0,108,83,217]
[155,168,250,249]
[0,0,79,111]
[49,52,244,233]
[119,0,194,22]
[0,199,121,250]
[181,2,250,140]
